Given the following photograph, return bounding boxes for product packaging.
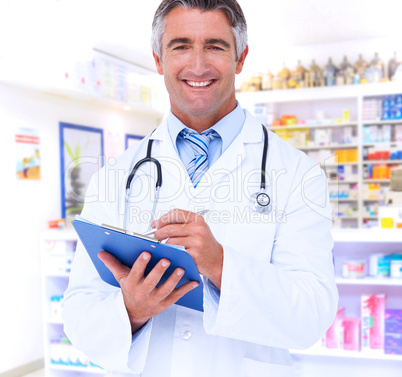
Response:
[361,294,386,350]
[385,309,402,355]
[340,317,361,351]
[369,254,391,277]
[342,260,366,278]
[325,307,345,348]
[390,254,402,278]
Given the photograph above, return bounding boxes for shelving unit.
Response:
[289,229,402,377]
[40,229,105,377]
[237,81,402,228]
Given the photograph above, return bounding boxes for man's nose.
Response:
[189,48,209,75]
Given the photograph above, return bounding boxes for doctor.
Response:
[63,0,338,376]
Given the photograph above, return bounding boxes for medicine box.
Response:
[385,309,402,355]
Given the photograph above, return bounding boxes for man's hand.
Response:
[98,250,199,334]
[152,209,223,290]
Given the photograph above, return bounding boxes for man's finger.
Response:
[98,250,131,283]
[141,258,172,291]
[162,280,200,308]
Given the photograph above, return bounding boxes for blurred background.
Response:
[0,1,401,377]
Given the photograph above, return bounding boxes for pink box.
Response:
[361,294,386,350]
[325,307,345,348]
[340,317,361,351]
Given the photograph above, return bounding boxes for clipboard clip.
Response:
[101,224,160,243]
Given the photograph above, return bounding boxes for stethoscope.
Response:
[124,125,271,228]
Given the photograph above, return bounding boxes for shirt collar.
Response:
[167,102,245,152]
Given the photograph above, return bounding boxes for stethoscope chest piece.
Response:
[250,190,272,214]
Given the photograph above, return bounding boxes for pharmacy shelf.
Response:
[331,228,402,242]
[362,160,402,164]
[237,81,402,105]
[335,277,402,286]
[269,122,357,130]
[325,162,359,166]
[363,119,402,125]
[363,142,401,147]
[327,180,358,184]
[48,364,105,374]
[291,347,402,361]
[298,144,358,151]
[362,179,390,183]
[239,82,402,229]
[330,198,358,202]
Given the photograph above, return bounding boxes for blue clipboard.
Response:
[72,218,204,312]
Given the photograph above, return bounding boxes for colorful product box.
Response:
[361,294,386,350]
[384,309,402,355]
[340,317,361,351]
[325,307,345,348]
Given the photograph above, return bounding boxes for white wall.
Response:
[0,83,161,374]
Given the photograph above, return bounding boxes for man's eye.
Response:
[210,46,223,51]
[174,46,187,50]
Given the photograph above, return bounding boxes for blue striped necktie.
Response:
[179,128,219,187]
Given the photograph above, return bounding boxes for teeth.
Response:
[187,80,213,87]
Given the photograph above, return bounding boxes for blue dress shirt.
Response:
[167,102,246,168]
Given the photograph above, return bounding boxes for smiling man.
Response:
[153,6,248,131]
[63,1,338,377]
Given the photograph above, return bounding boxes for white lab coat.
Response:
[63,109,338,377]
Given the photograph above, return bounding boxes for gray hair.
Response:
[151,0,248,61]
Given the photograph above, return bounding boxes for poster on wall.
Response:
[15,128,41,180]
[60,122,104,225]
[125,134,143,150]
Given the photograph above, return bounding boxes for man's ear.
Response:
[235,45,249,74]
[153,50,164,75]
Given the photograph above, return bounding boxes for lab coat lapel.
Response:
[194,111,264,196]
[150,120,195,197]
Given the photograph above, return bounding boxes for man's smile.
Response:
[184,80,215,87]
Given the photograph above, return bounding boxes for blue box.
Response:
[385,309,402,355]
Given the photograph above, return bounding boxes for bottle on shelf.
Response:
[288,60,306,89]
[306,59,324,88]
[325,57,338,86]
[278,63,291,89]
[388,52,399,80]
[262,70,274,91]
[337,56,355,85]
[365,52,385,83]
[354,54,368,83]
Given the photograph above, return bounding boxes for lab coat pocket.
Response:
[242,358,295,377]
[223,219,276,261]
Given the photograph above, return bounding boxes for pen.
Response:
[142,209,210,237]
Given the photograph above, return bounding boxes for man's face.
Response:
[153,7,248,128]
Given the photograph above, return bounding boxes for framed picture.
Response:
[60,122,104,224]
[125,134,143,150]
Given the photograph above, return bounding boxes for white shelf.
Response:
[363,142,401,147]
[298,144,358,151]
[362,160,402,164]
[269,122,357,130]
[237,81,402,104]
[331,229,402,243]
[362,179,390,183]
[330,198,358,202]
[335,277,402,286]
[291,347,402,361]
[41,228,78,241]
[363,119,402,125]
[328,180,358,184]
[48,364,105,374]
